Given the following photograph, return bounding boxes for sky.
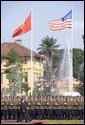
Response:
[1,1,84,52]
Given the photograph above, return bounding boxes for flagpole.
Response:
[69,7,73,93]
[71,7,73,93]
[31,9,33,96]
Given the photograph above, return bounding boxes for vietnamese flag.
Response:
[12,11,31,38]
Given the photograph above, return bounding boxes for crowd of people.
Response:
[1,95,84,122]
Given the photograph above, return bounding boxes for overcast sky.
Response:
[1,1,84,52]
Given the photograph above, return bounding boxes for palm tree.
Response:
[37,36,60,66]
[37,36,61,79]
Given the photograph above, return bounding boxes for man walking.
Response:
[17,98,28,122]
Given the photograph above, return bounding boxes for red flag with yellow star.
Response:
[12,11,31,38]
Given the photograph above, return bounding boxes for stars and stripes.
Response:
[49,10,72,31]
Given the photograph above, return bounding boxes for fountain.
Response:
[56,39,81,96]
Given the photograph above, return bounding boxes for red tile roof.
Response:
[1,42,44,59]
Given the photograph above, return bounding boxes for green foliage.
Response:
[1,88,9,96]
[73,48,84,96]
[4,47,25,65]
[4,47,25,97]
[73,48,84,79]
[21,82,31,96]
[37,36,61,57]
[44,66,52,80]
[37,35,61,84]
[52,49,64,68]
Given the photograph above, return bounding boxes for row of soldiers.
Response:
[1,95,84,120]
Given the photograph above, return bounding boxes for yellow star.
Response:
[21,23,25,30]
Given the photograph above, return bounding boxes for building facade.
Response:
[1,40,44,97]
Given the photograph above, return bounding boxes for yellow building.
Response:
[1,40,44,97]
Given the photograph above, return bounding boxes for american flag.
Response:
[49,10,72,31]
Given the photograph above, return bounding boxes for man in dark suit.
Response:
[17,98,28,122]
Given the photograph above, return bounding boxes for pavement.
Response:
[1,120,84,124]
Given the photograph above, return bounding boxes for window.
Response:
[28,57,31,61]
[40,59,42,67]
[24,72,28,82]
[36,73,38,82]
[39,73,42,82]
[11,62,16,65]
[34,72,35,82]
[33,57,36,65]
[9,77,15,83]
[25,58,28,64]
[19,73,22,82]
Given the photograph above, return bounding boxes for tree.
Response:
[37,36,61,80]
[73,48,84,96]
[21,82,31,96]
[1,88,9,96]
[73,48,84,79]
[37,36,61,96]
[4,47,25,97]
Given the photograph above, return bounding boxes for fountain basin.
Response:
[58,92,81,96]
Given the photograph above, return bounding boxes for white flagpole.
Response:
[69,7,73,93]
[72,7,73,92]
[31,9,33,96]
[71,7,73,93]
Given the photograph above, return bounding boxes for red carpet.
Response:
[1,120,43,124]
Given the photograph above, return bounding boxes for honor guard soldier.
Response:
[3,97,8,120]
[10,100,14,119]
[80,97,84,119]
[37,97,42,119]
[39,96,44,120]
[60,96,64,120]
[71,97,76,119]
[63,99,67,119]
[76,96,81,119]
[67,97,73,120]
[30,96,35,120]
[8,97,12,119]
[43,96,47,119]
[34,96,38,119]
[46,97,50,119]
[1,97,4,120]
[49,96,54,119]
[75,97,78,119]
[12,99,18,120]
[73,97,77,119]
[24,96,31,121]
[57,96,62,120]
[17,97,21,120]
[69,97,74,120]
[52,97,58,119]
[55,96,59,120]
[28,97,32,120]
